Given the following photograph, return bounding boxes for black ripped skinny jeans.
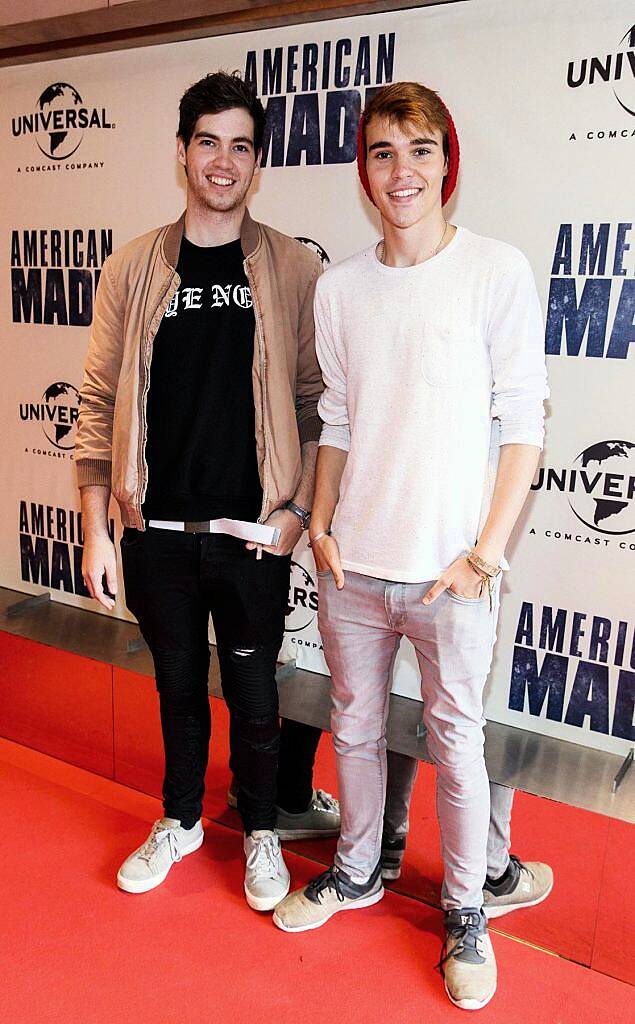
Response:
[120,527,291,834]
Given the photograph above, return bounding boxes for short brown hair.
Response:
[362,82,450,162]
[178,71,266,153]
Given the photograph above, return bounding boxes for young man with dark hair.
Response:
[75,70,338,910]
[274,82,551,1010]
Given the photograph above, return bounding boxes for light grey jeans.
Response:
[319,568,506,910]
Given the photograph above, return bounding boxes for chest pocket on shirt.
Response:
[421,322,482,388]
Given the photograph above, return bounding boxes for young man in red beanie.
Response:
[273,82,551,1011]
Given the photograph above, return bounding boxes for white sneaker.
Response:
[244,830,290,911]
[117,818,204,894]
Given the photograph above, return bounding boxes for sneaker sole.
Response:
[116,831,204,894]
[484,880,554,919]
[275,827,340,841]
[272,887,384,933]
[444,980,496,1011]
[244,878,291,912]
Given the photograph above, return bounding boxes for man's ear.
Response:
[177,135,187,168]
[253,147,263,174]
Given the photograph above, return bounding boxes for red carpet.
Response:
[2,738,632,1024]
[111,668,619,969]
[3,632,630,980]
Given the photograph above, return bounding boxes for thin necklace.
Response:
[378,220,449,266]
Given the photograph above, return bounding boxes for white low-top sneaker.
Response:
[244,830,290,911]
[117,818,204,894]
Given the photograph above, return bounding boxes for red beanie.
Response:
[356,96,460,208]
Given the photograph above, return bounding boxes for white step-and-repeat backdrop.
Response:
[1,0,633,756]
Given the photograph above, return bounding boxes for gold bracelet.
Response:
[467,550,501,579]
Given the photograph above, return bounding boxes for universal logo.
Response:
[12,82,115,171]
[567,24,635,142]
[20,382,80,458]
[285,560,319,633]
[531,439,635,548]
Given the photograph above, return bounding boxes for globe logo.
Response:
[569,440,635,535]
[614,25,635,117]
[295,237,331,267]
[11,83,113,160]
[36,83,83,160]
[42,382,80,450]
[285,560,319,633]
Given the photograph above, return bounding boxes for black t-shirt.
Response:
[142,236,263,521]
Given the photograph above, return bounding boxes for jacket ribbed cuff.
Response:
[297,414,322,445]
[76,458,112,488]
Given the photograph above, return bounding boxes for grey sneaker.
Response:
[273,863,383,932]
[439,908,497,1011]
[380,834,407,881]
[227,781,340,840]
[244,830,290,911]
[483,854,553,919]
[117,818,204,894]
[276,789,340,840]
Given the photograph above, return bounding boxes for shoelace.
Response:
[509,854,533,882]
[312,790,339,814]
[246,835,280,878]
[305,867,346,904]
[138,823,182,866]
[436,912,485,974]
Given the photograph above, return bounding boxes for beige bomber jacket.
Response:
[75,210,324,529]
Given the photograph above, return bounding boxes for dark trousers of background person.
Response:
[277,717,322,812]
[277,718,421,832]
[120,527,291,835]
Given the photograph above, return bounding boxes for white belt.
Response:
[148,518,280,546]
[148,519,213,532]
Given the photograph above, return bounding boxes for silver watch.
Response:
[284,500,311,530]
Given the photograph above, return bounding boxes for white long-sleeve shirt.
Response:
[316,226,549,583]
